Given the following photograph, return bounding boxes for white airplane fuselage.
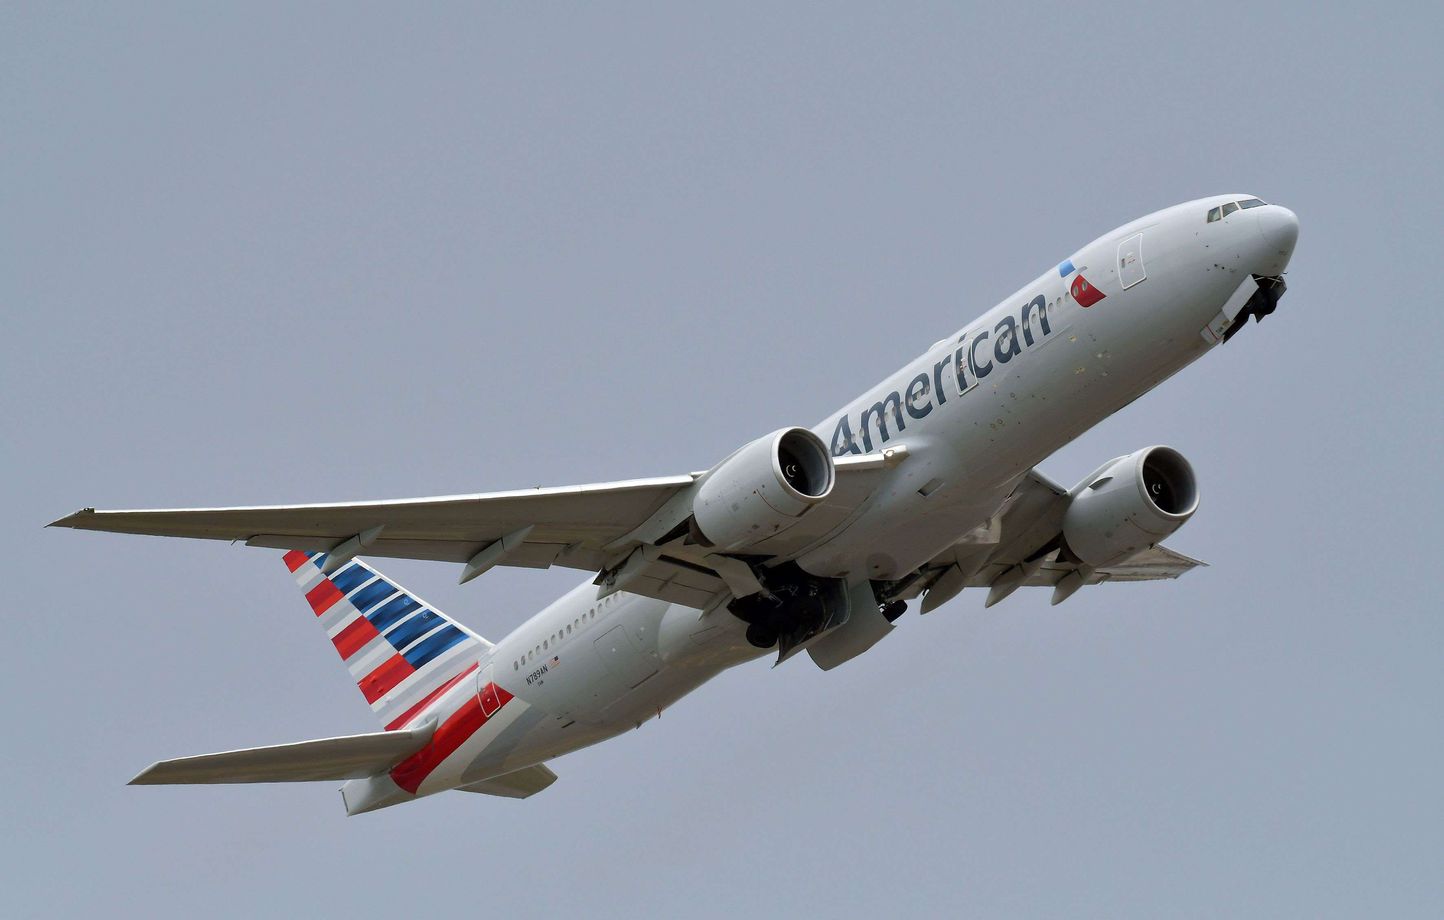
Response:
[345,194,1299,805]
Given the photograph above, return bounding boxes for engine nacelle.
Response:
[1061,446,1199,567]
[692,427,835,551]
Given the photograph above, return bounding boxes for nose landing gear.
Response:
[1223,275,1287,342]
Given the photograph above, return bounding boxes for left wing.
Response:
[51,454,903,610]
[50,475,695,572]
[905,469,1205,611]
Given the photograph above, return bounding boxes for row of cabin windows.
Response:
[512,594,617,670]
[1207,198,1267,222]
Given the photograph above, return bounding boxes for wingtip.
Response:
[127,764,157,785]
[47,508,95,529]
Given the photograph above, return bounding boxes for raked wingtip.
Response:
[47,508,95,528]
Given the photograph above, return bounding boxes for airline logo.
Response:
[1070,273,1105,308]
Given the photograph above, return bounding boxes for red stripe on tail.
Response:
[359,654,415,703]
[384,662,480,731]
[283,550,312,572]
[332,617,381,660]
[305,580,343,616]
[389,684,510,794]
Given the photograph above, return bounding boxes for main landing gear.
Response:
[728,562,908,658]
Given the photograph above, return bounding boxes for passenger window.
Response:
[1207,206,1222,222]
[566,625,572,634]
[1221,201,1239,218]
[1238,198,1266,209]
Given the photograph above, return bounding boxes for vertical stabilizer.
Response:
[283,550,490,730]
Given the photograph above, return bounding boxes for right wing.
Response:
[910,468,1205,611]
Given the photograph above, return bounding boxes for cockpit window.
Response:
[1208,198,1271,222]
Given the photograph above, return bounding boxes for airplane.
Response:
[51,194,1298,815]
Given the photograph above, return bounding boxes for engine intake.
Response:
[692,427,835,551]
[1061,446,1199,567]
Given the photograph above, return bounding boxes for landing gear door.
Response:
[479,662,502,716]
[806,580,894,671]
[1118,232,1146,289]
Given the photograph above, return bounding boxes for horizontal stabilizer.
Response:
[129,724,434,785]
[456,764,558,799]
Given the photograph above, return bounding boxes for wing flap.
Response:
[129,724,435,785]
[244,534,597,569]
[964,544,1204,588]
[1089,544,1206,581]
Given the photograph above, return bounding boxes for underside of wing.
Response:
[962,542,1205,588]
[906,468,1206,611]
[50,449,909,611]
[50,475,698,576]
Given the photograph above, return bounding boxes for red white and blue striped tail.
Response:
[283,550,490,731]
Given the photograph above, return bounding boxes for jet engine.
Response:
[692,427,835,551]
[1061,446,1199,566]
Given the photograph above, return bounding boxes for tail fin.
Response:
[283,550,490,731]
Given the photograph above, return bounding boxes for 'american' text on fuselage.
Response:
[829,293,1051,455]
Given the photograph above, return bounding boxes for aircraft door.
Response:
[479,662,502,716]
[1118,232,1147,289]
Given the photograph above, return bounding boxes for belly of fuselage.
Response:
[451,591,763,785]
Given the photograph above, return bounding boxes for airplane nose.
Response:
[1254,205,1299,275]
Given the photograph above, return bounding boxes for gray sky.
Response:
[4,4,1441,917]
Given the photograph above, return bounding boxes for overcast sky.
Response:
[4,4,1441,918]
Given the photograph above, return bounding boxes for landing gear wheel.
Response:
[745,622,779,649]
